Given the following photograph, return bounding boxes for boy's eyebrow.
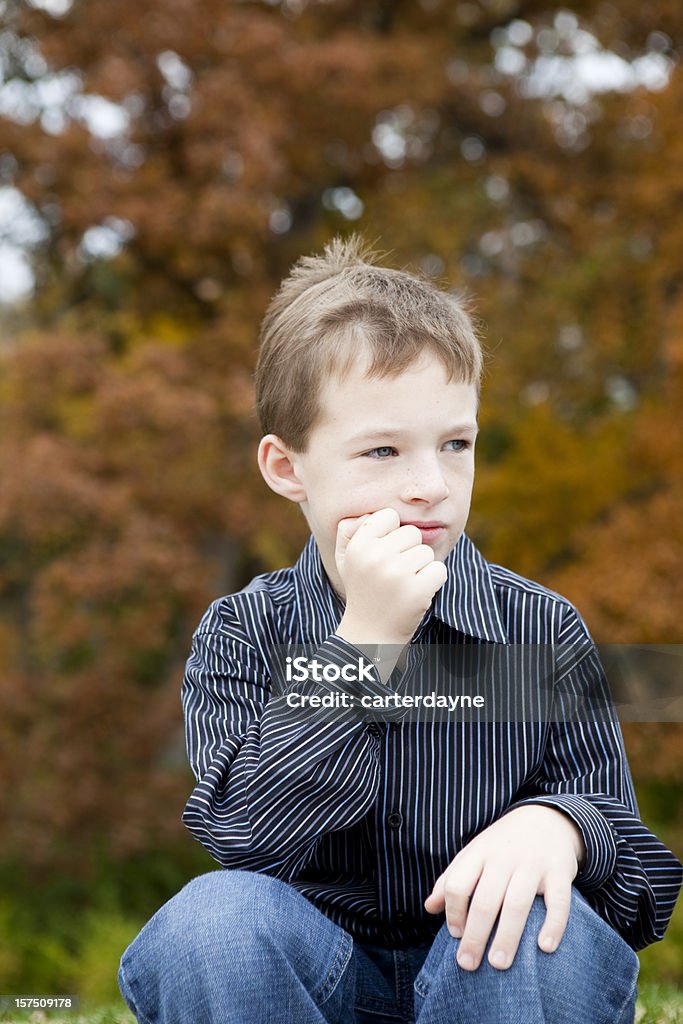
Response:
[347,423,479,443]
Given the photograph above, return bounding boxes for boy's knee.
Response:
[415,889,638,1023]
[174,869,328,954]
[120,870,260,977]
[121,868,347,973]
[119,869,355,1021]
[518,888,638,970]
[523,888,639,1021]
[119,870,290,1014]
[174,866,260,907]
[563,888,639,973]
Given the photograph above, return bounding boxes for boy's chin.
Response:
[436,532,461,560]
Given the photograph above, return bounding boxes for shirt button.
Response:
[395,912,407,925]
[386,810,403,829]
[367,724,382,737]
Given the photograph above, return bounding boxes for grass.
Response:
[0,985,681,1024]
[635,984,683,1024]
[0,1009,135,1024]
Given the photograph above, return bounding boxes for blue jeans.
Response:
[118,869,638,1023]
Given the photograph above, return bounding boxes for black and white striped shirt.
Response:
[182,532,682,949]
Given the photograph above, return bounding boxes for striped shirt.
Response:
[182,532,682,949]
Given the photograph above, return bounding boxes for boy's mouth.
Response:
[402,521,446,544]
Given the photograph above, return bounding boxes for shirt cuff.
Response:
[509,794,618,891]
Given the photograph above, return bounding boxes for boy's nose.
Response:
[399,462,450,504]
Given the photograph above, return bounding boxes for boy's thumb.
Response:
[424,872,447,914]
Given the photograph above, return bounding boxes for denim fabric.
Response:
[118,869,638,1024]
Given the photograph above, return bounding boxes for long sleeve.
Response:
[181,596,403,878]
[175,536,681,949]
[510,604,682,950]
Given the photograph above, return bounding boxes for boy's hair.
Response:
[255,236,484,452]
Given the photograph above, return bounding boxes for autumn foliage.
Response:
[0,0,681,890]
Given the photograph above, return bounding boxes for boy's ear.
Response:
[257,434,307,503]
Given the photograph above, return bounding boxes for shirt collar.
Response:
[293,532,508,645]
[435,533,508,643]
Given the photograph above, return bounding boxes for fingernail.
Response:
[457,952,474,971]
[540,935,557,953]
[448,924,462,938]
[491,950,509,969]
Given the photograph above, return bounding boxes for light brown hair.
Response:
[255,236,484,452]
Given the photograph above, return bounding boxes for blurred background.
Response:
[0,0,681,1012]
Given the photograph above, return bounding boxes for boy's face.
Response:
[288,350,479,598]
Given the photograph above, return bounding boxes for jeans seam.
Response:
[314,931,354,1007]
[613,972,639,1022]
[413,941,442,1000]
[118,959,154,1024]
[394,949,413,1021]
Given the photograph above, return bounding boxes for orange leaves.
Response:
[30,515,206,676]
[2,0,683,872]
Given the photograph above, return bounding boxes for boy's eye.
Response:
[364,446,397,459]
[363,440,470,459]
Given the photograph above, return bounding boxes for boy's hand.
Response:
[424,805,585,971]
[335,508,447,646]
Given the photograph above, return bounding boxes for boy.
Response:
[119,238,682,1024]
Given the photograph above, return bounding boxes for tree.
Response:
[0,0,680,879]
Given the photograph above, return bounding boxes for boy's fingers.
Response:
[335,514,372,557]
[337,514,371,539]
[441,857,481,938]
[455,870,508,970]
[358,507,401,537]
[336,508,400,553]
[382,523,425,554]
[424,893,444,913]
[538,877,572,953]
[399,544,436,574]
[486,878,537,970]
[424,867,449,913]
[416,559,448,593]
